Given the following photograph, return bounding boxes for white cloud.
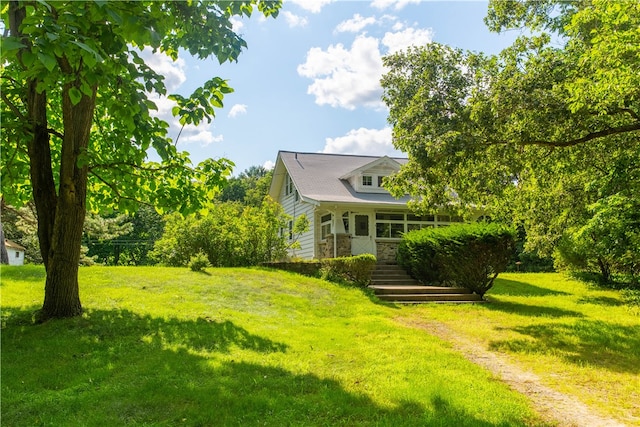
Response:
[287,0,332,13]
[322,127,402,157]
[230,17,244,33]
[371,0,421,11]
[298,24,433,110]
[297,35,385,110]
[263,160,275,170]
[228,104,248,118]
[139,48,186,92]
[335,14,377,33]
[382,27,434,54]
[283,11,308,27]
[180,129,224,147]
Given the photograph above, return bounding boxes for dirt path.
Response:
[398,318,628,427]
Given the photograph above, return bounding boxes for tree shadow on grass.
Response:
[489,279,570,297]
[489,320,640,374]
[1,307,533,427]
[576,295,625,306]
[483,297,584,318]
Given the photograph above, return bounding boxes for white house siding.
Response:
[278,175,316,259]
[7,248,25,266]
[293,203,315,259]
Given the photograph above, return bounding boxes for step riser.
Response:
[371,288,472,295]
[373,283,421,287]
[370,266,481,301]
[377,294,482,302]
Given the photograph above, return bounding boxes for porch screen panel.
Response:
[355,215,369,236]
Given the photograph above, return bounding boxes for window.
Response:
[362,175,372,186]
[321,214,332,240]
[354,215,369,236]
[377,176,385,187]
[407,214,434,222]
[376,212,405,238]
[288,220,293,240]
[15,251,20,258]
[374,211,451,238]
[342,212,349,233]
[285,175,294,196]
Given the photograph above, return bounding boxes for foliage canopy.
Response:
[381,0,639,282]
[0,0,281,319]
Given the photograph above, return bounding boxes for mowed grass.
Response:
[399,273,640,425]
[1,266,548,426]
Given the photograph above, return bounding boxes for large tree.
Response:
[0,1,280,320]
[380,0,639,277]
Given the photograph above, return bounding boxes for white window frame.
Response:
[374,212,463,239]
[285,175,294,196]
[320,213,332,240]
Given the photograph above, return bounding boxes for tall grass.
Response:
[1,266,544,426]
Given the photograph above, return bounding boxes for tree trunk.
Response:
[0,221,9,265]
[10,1,97,320]
[39,81,96,320]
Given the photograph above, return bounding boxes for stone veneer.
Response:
[318,234,351,259]
[375,240,400,264]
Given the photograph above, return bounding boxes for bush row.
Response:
[264,254,377,287]
[398,223,515,296]
[320,254,377,286]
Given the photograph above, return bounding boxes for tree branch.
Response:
[89,161,184,173]
[1,92,26,120]
[89,170,154,209]
[488,121,640,148]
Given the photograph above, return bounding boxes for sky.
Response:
[146,0,523,176]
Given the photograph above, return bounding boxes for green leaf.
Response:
[68,87,83,105]
[37,52,57,71]
[0,38,27,52]
[71,40,100,57]
[21,51,36,67]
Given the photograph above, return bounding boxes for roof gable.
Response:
[339,156,402,180]
[4,239,25,251]
[269,151,410,206]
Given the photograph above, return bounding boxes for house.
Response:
[4,239,25,266]
[268,151,481,263]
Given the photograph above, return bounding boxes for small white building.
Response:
[5,239,25,266]
[268,151,482,263]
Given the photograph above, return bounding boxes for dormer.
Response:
[339,156,402,194]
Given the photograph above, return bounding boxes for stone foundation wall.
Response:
[318,234,351,259]
[376,240,400,263]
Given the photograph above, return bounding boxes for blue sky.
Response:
[146,0,523,175]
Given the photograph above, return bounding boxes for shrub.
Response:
[398,223,516,296]
[397,232,446,285]
[188,252,210,272]
[321,254,377,286]
[151,198,289,267]
[553,195,640,284]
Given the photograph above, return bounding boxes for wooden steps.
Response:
[369,263,483,303]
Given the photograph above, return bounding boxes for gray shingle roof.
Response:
[276,151,411,206]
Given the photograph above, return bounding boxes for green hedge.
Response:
[263,254,377,287]
[398,223,515,296]
[321,254,377,286]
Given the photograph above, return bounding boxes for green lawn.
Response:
[400,273,640,425]
[1,266,637,426]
